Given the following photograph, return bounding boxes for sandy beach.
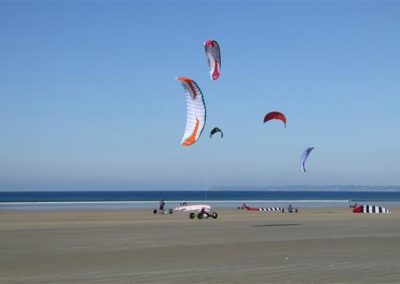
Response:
[1,208,400,283]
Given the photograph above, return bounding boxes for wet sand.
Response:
[1,209,400,283]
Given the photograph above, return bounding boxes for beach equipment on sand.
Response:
[352,205,391,214]
[240,203,285,212]
[153,208,173,214]
[174,204,217,220]
[193,210,218,220]
[176,77,207,146]
[174,204,211,212]
[204,40,221,80]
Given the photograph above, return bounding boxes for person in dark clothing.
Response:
[159,199,165,212]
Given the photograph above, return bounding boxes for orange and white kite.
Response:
[176,77,206,146]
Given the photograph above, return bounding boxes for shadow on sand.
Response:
[252,223,301,227]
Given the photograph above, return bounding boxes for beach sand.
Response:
[1,208,400,283]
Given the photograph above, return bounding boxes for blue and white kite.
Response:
[300,147,315,173]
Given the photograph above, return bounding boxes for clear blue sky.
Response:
[1,1,399,190]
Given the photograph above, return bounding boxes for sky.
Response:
[1,1,400,191]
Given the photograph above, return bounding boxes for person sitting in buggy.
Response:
[287,204,298,213]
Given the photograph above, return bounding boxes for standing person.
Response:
[159,199,165,213]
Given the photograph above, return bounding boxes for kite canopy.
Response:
[263,111,287,127]
[204,40,221,80]
[210,127,223,139]
[300,147,315,172]
[353,204,391,214]
[176,77,206,146]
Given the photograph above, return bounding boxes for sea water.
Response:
[1,191,400,211]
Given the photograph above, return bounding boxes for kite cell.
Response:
[176,77,207,146]
[300,147,315,173]
[263,111,287,127]
[210,127,223,138]
[352,204,391,214]
[204,40,221,80]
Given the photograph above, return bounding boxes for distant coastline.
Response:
[210,185,400,192]
[2,185,400,192]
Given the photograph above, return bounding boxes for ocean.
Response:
[1,191,400,211]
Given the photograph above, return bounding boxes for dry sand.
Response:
[1,208,400,283]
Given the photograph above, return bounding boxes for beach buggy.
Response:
[190,207,218,220]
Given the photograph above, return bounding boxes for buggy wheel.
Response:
[197,213,203,219]
[153,209,158,214]
[189,212,195,219]
[212,212,218,219]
